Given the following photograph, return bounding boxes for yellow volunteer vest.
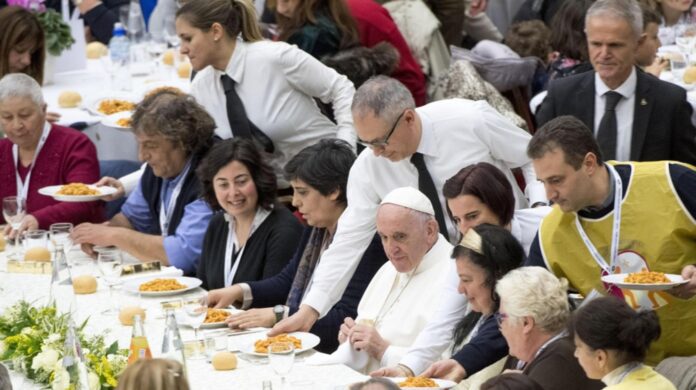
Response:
[539,161,696,365]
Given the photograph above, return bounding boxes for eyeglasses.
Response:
[358,110,406,149]
[494,312,508,327]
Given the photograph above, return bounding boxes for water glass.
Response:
[98,250,123,314]
[268,342,295,389]
[50,223,73,262]
[2,196,26,257]
[672,57,688,83]
[183,294,208,358]
[23,229,49,252]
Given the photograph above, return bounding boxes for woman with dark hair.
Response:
[547,0,595,81]
[572,297,676,390]
[207,139,387,353]
[175,0,356,186]
[196,138,303,290]
[0,6,45,83]
[272,0,360,59]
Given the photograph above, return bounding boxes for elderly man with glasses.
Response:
[272,75,545,338]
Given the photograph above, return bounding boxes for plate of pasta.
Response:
[123,276,202,297]
[602,271,687,291]
[389,377,456,389]
[87,93,138,116]
[39,183,118,202]
[241,332,320,356]
[101,111,133,129]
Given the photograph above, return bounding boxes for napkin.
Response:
[306,341,369,371]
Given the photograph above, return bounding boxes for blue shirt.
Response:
[120,168,213,274]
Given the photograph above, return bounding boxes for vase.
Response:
[43,53,57,85]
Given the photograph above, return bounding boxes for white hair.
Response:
[586,0,643,38]
[0,73,45,107]
[496,266,570,333]
[351,75,415,124]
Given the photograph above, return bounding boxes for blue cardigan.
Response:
[248,227,387,353]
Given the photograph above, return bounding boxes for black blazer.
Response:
[197,206,303,290]
[536,68,696,165]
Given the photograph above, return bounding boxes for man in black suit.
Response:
[536,0,696,165]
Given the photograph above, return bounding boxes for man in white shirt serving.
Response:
[271,75,546,335]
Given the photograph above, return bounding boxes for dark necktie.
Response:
[410,152,449,241]
[220,74,274,153]
[597,91,622,160]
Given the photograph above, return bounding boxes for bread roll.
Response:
[72,275,98,294]
[163,49,175,66]
[684,66,696,84]
[119,306,146,326]
[86,42,108,59]
[24,247,51,262]
[177,62,192,79]
[211,352,237,370]
[0,232,5,252]
[58,91,82,108]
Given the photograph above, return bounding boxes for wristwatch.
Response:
[273,305,285,324]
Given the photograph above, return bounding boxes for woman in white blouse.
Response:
[175,0,356,186]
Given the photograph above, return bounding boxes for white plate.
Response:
[101,111,133,129]
[388,377,457,389]
[38,185,118,202]
[241,332,320,356]
[175,308,236,329]
[86,93,139,116]
[601,273,688,291]
[123,276,203,297]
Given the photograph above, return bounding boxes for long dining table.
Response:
[0,248,369,389]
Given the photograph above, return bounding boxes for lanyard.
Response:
[574,164,623,274]
[223,207,272,286]
[159,160,192,235]
[13,123,52,207]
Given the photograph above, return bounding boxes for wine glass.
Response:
[269,342,295,389]
[50,223,74,266]
[2,196,26,258]
[98,250,123,314]
[183,294,208,359]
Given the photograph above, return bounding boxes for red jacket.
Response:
[0,124,105,228]
[347,0,427,106]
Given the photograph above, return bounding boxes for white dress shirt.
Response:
[301,98,546,317]
[352,235,452,373]
[190,39,356,185]
[399,207,551,374]
[593,68,637,162]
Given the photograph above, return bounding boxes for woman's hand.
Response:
[226,308,275,329]
[94,176,125,201]
[4,214,39,240]
[421,359,467,382]
[644,57,668,77]
[207,285,243,308]
[46,112,62,123]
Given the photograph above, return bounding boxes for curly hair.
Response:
[116,359,189,390]
[497,266,570,334]
[131,90,215,157]
[196,138,278,211]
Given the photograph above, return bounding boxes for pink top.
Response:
[0,124,105,228]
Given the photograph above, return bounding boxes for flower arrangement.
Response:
[0,301,128,390]
[7,0,76,56]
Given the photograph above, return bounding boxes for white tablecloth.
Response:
[0,250,369,390]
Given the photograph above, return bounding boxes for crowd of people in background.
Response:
[1,0,696,389]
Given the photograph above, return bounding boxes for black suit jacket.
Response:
[536,68,696,165]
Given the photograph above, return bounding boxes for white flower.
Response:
[47,333,61,343]
[88,372,100,390]
[32,348,60,372]
[51,365,70,390]
[0,340,6,356]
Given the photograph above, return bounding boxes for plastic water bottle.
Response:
[108,23,132,90]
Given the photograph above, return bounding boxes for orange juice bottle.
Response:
[128,314,152,365]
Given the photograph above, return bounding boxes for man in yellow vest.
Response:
[525,115,696,365]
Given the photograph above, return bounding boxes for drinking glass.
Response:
[98,250,123,314]
[268,342,295,389]
[23,229,49,252]
[50,223,74,263]
[183,294,208,358]
[2,196,26,258]
[672,56,688,84]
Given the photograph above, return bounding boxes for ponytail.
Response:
[231,0,263,42]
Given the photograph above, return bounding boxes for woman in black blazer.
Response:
[196,138,303,290]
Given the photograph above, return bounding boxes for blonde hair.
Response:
[496,266,570,333]
[176,0,263,42]
[116,359,189,390]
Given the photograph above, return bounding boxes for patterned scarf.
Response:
[286,227,332,310]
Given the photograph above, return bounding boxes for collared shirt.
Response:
[302,98,546,317]
[602,362,641,386]
[120,167,213,274]
[190,39,356,186]
[594,67,637,161]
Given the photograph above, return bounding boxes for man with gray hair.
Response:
[273,75,544,354]
[322,187,453,373]
[537,0,696,164]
